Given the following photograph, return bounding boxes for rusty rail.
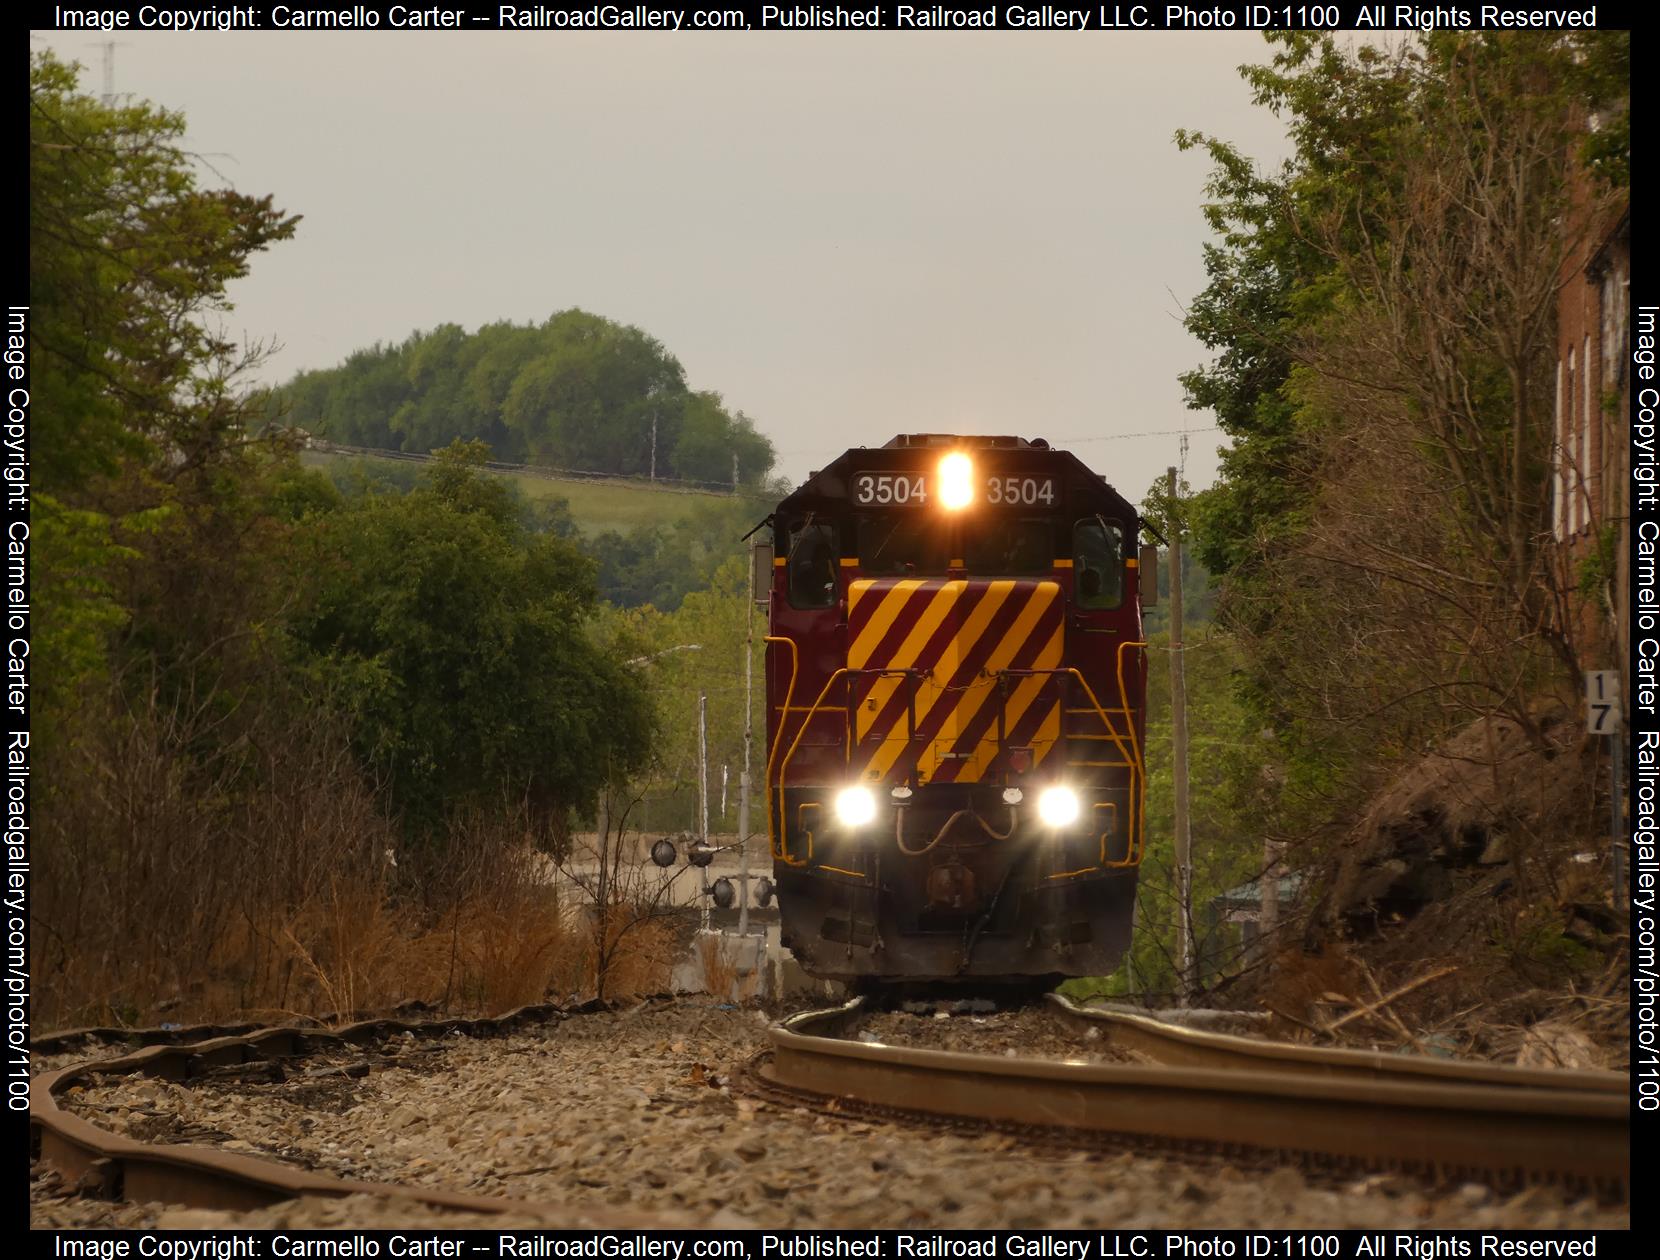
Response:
[1047,995,1631,1093]
[764,999,1630,1192]
[30,1002,662,1221]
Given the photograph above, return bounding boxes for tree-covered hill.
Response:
[281,310,776,487]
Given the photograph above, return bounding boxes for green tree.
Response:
[597,556,764,836]
[673,392,775,486]
[280,310,778,484]
[590,494,772,611]
[501,310,683,472]
[30,53,300,492]
[1166,32,1629,970]
[1175,35,1416,587]
[290,447,654,838]
[29,51,299,720]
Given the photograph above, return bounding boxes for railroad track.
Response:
[755,995,1630,1198]
[31,995,1630,1220]
[29,1002,671,1223]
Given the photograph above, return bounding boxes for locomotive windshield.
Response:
[963,518,1054,576]
[855,514,1060,577]
[785,517,838,608]
[1073,519,1124,609]
[856,513,950,575]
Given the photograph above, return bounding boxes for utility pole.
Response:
[732,451,740,493]
[92,40,131,107]
[1167,466,1194,1001]
[697,691,709,933]
[737,588,755,939]
[649,410,657,482]
[594,787,611,981]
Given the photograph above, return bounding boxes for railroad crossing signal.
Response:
[1585,671,1622,735]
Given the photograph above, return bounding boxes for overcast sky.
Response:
[33,30,1295,498]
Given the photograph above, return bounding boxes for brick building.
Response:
[1554,168,1630,703]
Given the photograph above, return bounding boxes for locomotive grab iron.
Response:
[759,434,1155,988]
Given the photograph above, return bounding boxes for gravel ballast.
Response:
[35,1003,1628,1230]
[854,1007,1147,1062]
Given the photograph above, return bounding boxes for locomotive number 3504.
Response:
[852,473,928,505]
[852,473,1056,507]
[985,476,1055,506]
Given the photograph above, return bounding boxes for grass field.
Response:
[301,450,747,536]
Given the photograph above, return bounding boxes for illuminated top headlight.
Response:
[1036,785,1080,828]
[834,785,877,828]
[937,452,974,510]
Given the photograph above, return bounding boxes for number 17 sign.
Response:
[1585,671,1623,736]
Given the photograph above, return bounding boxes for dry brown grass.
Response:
[586,914,677,1000]
[36,876,669,1030]
[30,689,670,1030]
[278,880,410,1020]
[696,933,740,1000]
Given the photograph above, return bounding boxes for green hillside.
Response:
[300,449,751,537]
[281,310,775,487]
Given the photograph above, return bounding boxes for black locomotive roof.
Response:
[775,434,1140,523]
[879,433,1043,450]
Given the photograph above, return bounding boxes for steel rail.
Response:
[765,1000,1629,1190]
[1046,995,1631,1093]
[29,1003,662,1221]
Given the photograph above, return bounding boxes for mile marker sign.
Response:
[1585,670,1622,736]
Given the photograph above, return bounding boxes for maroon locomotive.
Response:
[761,434,1154,989]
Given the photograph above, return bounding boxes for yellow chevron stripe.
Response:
[865,580,1015,781]
[847,577,873,618]
[1029,699,1062,772]
[956,621,1064,782]
[848,579,923,664]
[916,583,1057,782]
[855,581,966,743]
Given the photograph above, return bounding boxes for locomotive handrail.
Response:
[1062,667,1142,784]
[765,640,1147,873]
[1113,640,1148,779]
[774,668,852,865]
[763,635,802,865]
[773,666,921,866]
[1108,642,1148,867]
[846,668,923,764]
[1087,645,1149,869]
[996,665,1142,872]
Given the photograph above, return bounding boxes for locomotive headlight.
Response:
[937,452,975,510]
[834,785,878,828]
[1036,785,1080,829]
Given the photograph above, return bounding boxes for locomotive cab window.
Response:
[857,513,950,576]
[1073,519,1124,609]
[784,518,838,609]
[965,518,1054,576]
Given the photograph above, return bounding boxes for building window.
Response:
[1581,334,1592,533]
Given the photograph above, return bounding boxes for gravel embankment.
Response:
[855,1007,1146,1062]
[36,1003,1628,1230]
